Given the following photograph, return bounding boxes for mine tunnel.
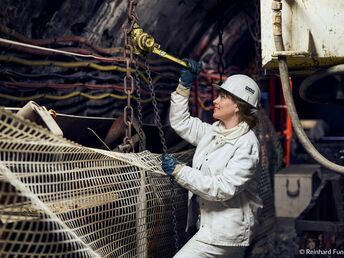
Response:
[0,0,344,257]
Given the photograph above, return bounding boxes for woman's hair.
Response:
[218,89,258,129]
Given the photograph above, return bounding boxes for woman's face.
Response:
[212,92,239,122]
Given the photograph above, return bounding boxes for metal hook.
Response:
[286,178,300,198]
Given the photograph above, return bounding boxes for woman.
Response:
[161,60,263,258]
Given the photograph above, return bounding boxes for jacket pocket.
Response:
[212,208,246,241]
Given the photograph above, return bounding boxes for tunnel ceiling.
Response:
[0,0,259,117]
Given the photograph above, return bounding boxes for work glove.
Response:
[179,58,202,88]
[161,153,177,176]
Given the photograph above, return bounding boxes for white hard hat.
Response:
[216,74,261,108]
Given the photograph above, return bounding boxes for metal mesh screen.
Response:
[0,108,189,258]
[0,107,282,257]
[248,110,284,257]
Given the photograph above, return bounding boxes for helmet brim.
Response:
[212,84,258,109]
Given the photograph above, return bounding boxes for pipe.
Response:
[0,38,123,62]
[0,54,149,84]
[0,91,170,102]
[299,64,344,106]
[1,70,123,82]
[0,25,122,55]
[1,81,124,90]
[272,0,344,173]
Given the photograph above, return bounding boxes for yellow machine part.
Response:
[130,23,188,68]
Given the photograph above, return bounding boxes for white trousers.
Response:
[173,234,246,258]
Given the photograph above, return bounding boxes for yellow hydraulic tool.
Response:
[130,23,188,68]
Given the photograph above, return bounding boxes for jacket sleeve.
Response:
[170,86,211,146]
[174,138,260,201]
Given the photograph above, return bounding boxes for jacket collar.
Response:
[211,121,250,145]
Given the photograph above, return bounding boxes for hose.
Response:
[0,91,170,102]
[0,25,122,55]
[0,38,123,63]
[0,69,122,82]
[0,55,149,84]
[0,55,126,71]
[1,81,124,91]
[299,64,344,106]
[272,0,344,173]
[0,80,177,96]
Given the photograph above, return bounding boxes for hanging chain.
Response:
[122,0,138,152]
[144,59,167,153]
[168,173,179,252]
[133,58,145,152]
[217,0,225,84]
[144,58,179,251]
[123,0,179,252]
[253,0,262,80]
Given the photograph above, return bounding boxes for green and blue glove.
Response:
[161,153,177,176]
[179,58,202,88]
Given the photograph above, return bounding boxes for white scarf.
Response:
[204,121,249,155]
[212,121,250,143]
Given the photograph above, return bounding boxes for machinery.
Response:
[130,23,188,68]
[1,0,343,257]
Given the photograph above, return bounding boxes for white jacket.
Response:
[170,89,263,246]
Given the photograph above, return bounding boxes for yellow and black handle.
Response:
[130,23,188,68]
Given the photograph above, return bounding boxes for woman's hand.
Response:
[179,58,202,88]
[161,153,177,176]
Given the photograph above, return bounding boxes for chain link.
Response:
[133,58,145,152]
[253,0,262,80]
[144,57,179,251]
[169,177,179,251]
[125,0,179,251]
[217,0,225,84]
[122,0,138,152]
[144,59,167,153]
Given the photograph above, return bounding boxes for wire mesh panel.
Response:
[248,110,284,257]
[0,109,188,258]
